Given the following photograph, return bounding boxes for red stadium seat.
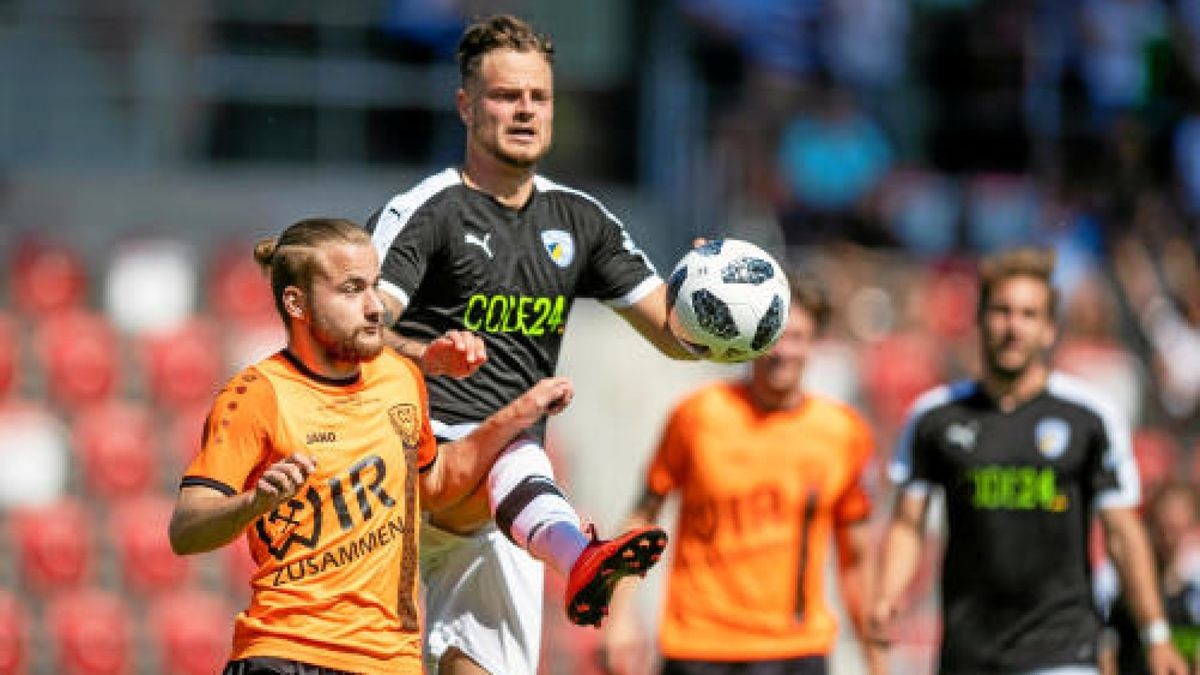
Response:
[167,402,212,473]
[8,499,92,595]
[147,590,232,675]
[861,331,944,436]
[44,588,133,675]
[8,237,88,318]
[72,401,157,500]
[1132,428,1182,491]
[137,319,223,413]
[109,495,192,596]
[0,591,30,675]
[35,311,120,410]
[207,242,276,328]
[0,315,19,402]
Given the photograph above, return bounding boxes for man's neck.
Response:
[286,337,360,381]
[749,383,806,412]
[460,153,535,209]
[981,363,1050,412]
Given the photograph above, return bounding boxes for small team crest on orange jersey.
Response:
[388,403,420,449]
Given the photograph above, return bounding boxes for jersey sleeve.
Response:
[833,408,875,525]
[578,205,661,308]
[645,398,696,497]
[888,398,942,497]
[1088,400,1141,511]
[181,371,277,496]
[401,356,438,473]
[365,199,446,309]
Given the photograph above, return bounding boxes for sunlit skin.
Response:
[749,305,817,411]
[285,242,386,379]
[457,48,553,207]
[978,275,1057,408]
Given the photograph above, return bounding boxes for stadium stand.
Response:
[44,588,134,675]
[71,401,157,501]
[8,500,92,596]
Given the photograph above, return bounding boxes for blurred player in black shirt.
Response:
[869,248,1186,675]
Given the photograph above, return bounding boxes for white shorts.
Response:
[421,519,544,675]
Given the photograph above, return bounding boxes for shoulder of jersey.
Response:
[533,174,618,221]
[376,168,463,224]
[1045,371,1123,423]
[215,361,276,401]
[377,347,423,378]
[907,379,977,424]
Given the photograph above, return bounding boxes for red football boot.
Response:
[565,524,668,627]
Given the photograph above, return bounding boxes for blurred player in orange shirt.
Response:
[167,217,573,675]
[604,273,886,675]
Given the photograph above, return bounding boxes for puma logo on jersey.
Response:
[464,232,494,259]
[946,421,979,451]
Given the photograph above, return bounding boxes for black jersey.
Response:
[366,168,660,438]
[889,372,1141,674]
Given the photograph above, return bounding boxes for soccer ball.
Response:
[666,239,790,363]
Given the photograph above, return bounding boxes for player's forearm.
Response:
[874,519,924,611]
[384,327,428,363]
[419,392,547,510]
[836,523,872,636]
[169,489,263,555]
[1103,508,1169,628]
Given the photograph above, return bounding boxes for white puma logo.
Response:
[464,231,494,259]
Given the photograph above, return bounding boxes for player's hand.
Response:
[865,598,898,648]
[515,377,574,424]
[250,454,316,515]
[1146,641,1188,675]
[423,330,487,378]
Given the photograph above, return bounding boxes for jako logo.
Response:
[307,431,337,444]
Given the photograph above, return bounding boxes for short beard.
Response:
[313,320,382,363]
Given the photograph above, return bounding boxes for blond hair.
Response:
[977,247,1059,318]
[253,218,371,321]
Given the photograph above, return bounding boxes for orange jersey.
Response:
[646,382,874,661]
[182,349,436,674]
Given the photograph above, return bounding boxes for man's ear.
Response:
[283,287,306,320]
[457,88,471,126]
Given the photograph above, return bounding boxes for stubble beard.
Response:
[313,318,383,363]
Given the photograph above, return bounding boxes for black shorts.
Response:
[223,656,355,675]
[662,655,827,675]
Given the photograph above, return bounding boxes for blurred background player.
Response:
[870,248,1187,675]
[602,273,886,675]
[167,218,574,674]
[365,14,699,675]
[1096,479,1200,674]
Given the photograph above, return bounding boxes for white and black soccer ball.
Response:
[666,239,790,363]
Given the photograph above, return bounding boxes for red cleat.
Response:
[565,525,668,627]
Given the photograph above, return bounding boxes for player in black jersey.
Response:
[867,248,1186,675]
[365,15,692,675]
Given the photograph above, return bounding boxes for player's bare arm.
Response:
[616,283,700,361]
[168,453,317,555]
[1100,506,1189,675]
[419,376,573,512]
[868,490,930,647]
[835,521,889,675]
[380,291,487,377]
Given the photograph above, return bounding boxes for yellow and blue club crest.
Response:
[1035,418,1070,459]
[541,229,574,268]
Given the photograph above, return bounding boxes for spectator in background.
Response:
[775,83,896,248]
[870,247,1186,675]
[603,274,886,675]
[1097,480,1200,674]
[1079,0,1169,120]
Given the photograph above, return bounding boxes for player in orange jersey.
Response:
[167,218,573,675]
[603,273,886,675]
